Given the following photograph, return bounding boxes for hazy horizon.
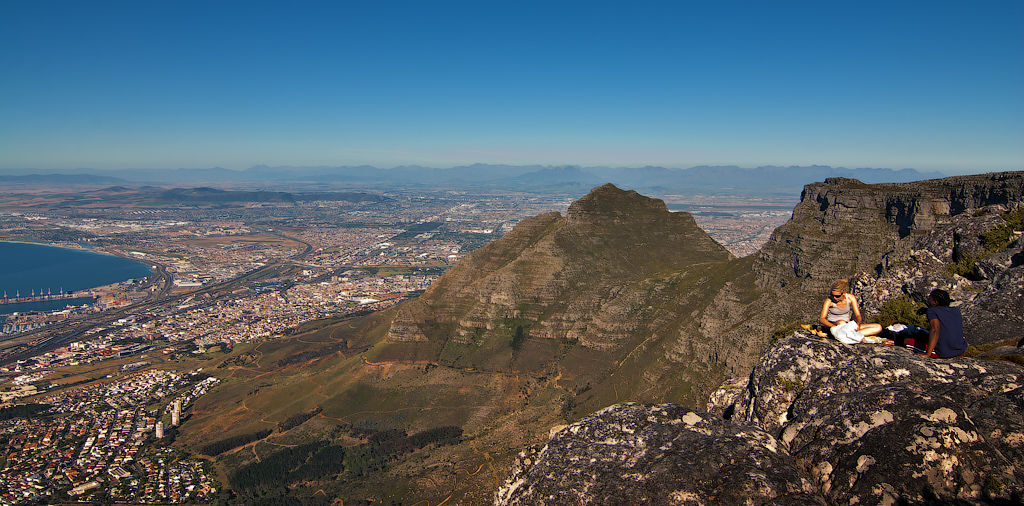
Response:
[0,163,1013,179]
[0,162,959,178]
[2,1,1021,175]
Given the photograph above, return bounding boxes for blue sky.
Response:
[1,1,1021,174]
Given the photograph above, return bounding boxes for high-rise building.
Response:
[171,399,182,427]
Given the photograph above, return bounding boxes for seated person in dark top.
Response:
[915,289,968,359]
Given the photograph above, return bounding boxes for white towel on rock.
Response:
[831,321,865,344]
[831,321,885,344]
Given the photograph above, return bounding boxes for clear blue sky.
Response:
[1,1,1021,174]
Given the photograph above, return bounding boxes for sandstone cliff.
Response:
[755,171,1024,291]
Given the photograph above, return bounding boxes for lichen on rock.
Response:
[494,403,823,506]
[714,335,1024,505]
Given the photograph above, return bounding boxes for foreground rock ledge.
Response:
[495,403,823,506]
[495,336,1024,506]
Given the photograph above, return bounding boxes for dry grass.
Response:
[183,233,301,249]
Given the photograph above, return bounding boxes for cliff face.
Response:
[752,172,1024,334]
[755,172,1024,293]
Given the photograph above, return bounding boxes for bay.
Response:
[0,242,152,315]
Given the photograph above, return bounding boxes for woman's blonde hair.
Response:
[830,279,849,293]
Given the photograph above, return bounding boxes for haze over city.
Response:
[2,1,1021,174]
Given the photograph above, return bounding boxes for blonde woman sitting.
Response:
[819,279,884,344]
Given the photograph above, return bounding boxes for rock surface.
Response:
[497,336,1024,505]
[494,403,825,506]
[853,212,1024,346]
[727,335,1024,505]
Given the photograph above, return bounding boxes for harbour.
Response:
[0,241,153,315]
[1,289,92,305]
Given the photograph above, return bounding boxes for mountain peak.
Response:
[566,183,668,224]
[383,183,734,360]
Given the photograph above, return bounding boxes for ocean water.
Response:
[0,242,152,315]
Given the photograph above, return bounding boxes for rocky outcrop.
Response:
[963,258,1024,345]
[497,335,1024,505]
[723,335,1024,505]
[853,212,1024,347]
[495,403,825,506]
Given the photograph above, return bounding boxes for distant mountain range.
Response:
[0,174,128,184]
[0,164,947,196]
[156,187,388,204]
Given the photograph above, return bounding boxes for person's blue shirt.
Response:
[926,305,967,358]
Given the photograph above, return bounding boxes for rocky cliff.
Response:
[755,171,1024,292]
[497,335,1024,505]
[750,171,1024,345]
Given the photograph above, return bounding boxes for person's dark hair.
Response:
[929,289,952,307]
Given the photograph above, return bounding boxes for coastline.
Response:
[1,238,97,251]
[0,237,150,265]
